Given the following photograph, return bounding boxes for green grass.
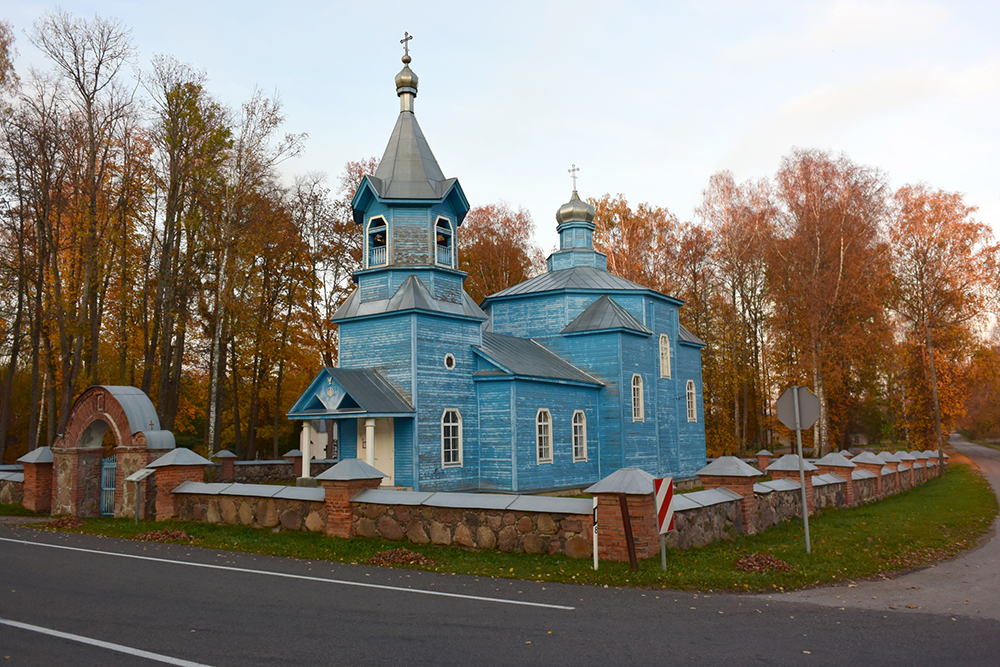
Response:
[0,503,42,517]
[8,463,996,592]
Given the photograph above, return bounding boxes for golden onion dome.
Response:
[395,55,418,92]
[556,190,596,225]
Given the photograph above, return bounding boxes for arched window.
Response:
[632,374,644,422]
[367,217,387,267]
[536,409,552,463]
[435,218,453,267]
[442,409,462,467]
[659,334,671,379]
[572,411,587,462]
[686,380,697,422]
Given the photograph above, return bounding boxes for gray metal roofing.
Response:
[0,471,23,483]
[332,276,486,322]
[325,368,415,414]
[212,450,238,459]
[485,265,651,300]
[697,456,763,477]
[473,332,603,386]
[314,458,386,481]
[767,454,819,472]
[349,488,593,515]
[852,469,877,480]
[757,479,801,492]
[370,112,455,200]
[100,386,160,434]
[814,452,856,468]
[585,467,655,494]
[561,295,652,335]
[147,448,211,468]
[813,473,846,486]
[678,324,705,346]
[851,451,884,465]
[18,446,53,464]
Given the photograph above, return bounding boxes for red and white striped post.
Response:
[654,477,675,572]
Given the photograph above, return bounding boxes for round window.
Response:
[444,353,456,370]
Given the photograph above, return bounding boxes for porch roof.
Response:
[287,368,415,420]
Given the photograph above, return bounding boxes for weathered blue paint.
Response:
[288,64,706,492]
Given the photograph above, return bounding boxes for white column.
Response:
[365,418,376,467]
[301,421,312,479]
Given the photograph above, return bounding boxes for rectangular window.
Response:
[572,411,587,462]
[442,409,462,467]
[537,410,552,463]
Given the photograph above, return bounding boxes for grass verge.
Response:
[0,503,42,517]
[4,463,996,592]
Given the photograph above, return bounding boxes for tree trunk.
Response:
[924,319,945,472]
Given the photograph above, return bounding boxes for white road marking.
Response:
[0,536,575,610]
[0,617,213,666]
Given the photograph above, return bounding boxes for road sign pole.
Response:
[592,497,598,571]
[660,534,667,572]
[793,387,811,554]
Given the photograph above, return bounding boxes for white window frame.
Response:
[441,409,462,468]
[659,334,671,379]
[434,216,454,268]
[686,380,697,422]
[536,409,552,464]
[366,215,388,269]
[632,374,644,422]
[572,410,587,462]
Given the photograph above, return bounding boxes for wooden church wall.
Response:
[476,381,514,491]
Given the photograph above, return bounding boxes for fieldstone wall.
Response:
[751,488,802,533]
[175,493,326,532]
[814,481,846,510]
[351,502,594,558]
[663,500,741,549]
[0,479,23,505]
[204,460,337,484]
[854,476,879,503]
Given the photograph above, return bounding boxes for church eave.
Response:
[471,373,603,388]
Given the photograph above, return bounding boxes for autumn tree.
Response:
[458,202,543,304]
[590,194,681,294]
[769,149,891,455]
[888,184,994,463]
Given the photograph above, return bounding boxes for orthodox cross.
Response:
[401,32,413,57]
[149,420,155,430]
[568,164,580,190]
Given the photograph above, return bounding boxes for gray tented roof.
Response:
[561,295,652,335]
[324,369,415,414]
[678,324,705,346]
[697,456,763,477]
[473,332,604,386]
[99,386,160,434]
[315,458,385,481]
[369,112,457,200]
[212,449,237,459]
[332,276,486,322]
[851,451,884,465]
[585,467,655,495]
[148,448,211,468]
[485,265,650,300]
[814,452,856,468]
[18,446,53,464]
[766,454,819,472]
[877,451,901,463]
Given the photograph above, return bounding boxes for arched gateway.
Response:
[52,386,175,517]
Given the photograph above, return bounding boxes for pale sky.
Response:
[6,0,999,255]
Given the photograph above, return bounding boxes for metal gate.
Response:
[100,455,116,517]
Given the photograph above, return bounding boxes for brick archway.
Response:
[52,386,174,517]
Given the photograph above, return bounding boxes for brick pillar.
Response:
[152,465,205,521]
[755,451,773,471]
[321,477,383,538]
[221,457,235,480]
[816,465,853,506]
[592,492,659,562]
[699,475,757,534]
[284,451,303,477]
[769,468,816,515]
[22,461,53,513]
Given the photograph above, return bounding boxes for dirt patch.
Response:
[369,548,440,567]
[735,553,796,573]
[134,529,198,543]
[38,516,86,530]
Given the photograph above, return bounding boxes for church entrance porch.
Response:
[358,417,394,486]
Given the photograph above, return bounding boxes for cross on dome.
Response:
[568,164,580,191]
[400,31,413,60]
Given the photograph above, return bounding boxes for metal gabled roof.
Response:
[332,277,486,323]
[561,295,651,335]
[484,265,651,301]
[370,112,454,200]
[678,324,705,346]
[328,368,413,414]
[472,332,603,386]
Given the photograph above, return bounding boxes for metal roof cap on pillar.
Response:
[315,458,385,481]
[755,449,773,457]
[877,451,902,463]
[212,450,237,459]
[850,451,884,465]
[697,456,763,477]
[814,452,856,468]
[18,447,53,464]
[147,448,211,468]
[585,467,655,495]
[766,454,818,472]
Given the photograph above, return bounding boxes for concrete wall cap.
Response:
[147,448,211,468]
[314,458,385,481]
[766,454,818,472]
[585,467,656,494]
[814,452,856,468]
[696,456,762,478]
[18,447,53,464]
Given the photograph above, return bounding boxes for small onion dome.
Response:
[556,190,596,225]
[395,55,418,94]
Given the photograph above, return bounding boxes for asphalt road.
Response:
[1,439,998,666]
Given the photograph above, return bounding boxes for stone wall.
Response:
[175,493,326,532]
[351,501,593,558]
[814,481,846,510]
[0,477,23,505]
[751,488,802,534]
[663,500,741,549]
[853,476,879,503]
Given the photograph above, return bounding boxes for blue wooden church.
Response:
[288,49,707,492]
